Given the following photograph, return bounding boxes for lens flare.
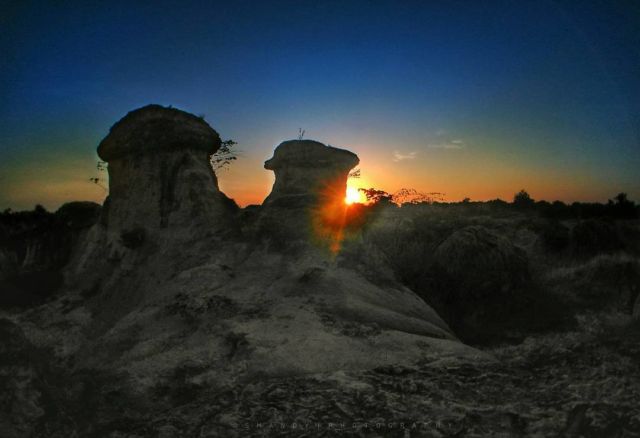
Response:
[309,179,368,257]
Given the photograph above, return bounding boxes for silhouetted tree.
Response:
[513,189,535,208]
[357,187,444,206]
[210,139,238,171]
[358,188,393,204]
[89,161,108,192]
[393,188,444,205]
[609,192,638,219]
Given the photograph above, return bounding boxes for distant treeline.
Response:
[357,187,638,220]
[474,191,638,220]
[1,190,638,226]
[1,202,101,237]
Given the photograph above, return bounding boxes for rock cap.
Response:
[97,104,221,161]
[264,140,359,171]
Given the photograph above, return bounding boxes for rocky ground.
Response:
[2,309,639,437]
[113,315,640,438]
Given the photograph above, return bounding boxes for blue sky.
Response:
[1,0,639,209]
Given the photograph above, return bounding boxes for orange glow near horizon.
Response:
[2,143,634,212]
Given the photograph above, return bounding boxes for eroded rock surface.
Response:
[0,319,52,437]
[0,203,100,308]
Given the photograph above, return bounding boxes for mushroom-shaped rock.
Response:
[97,104,236,232]
[66,105,238,314]
[259,140,359,249]
[264,140,359,205]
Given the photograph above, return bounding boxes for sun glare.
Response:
[345,186,363,205]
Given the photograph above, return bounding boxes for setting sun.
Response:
[345,186,364,205]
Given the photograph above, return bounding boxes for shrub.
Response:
[427,225,532,343]
[513,189,535,209]
[546,254,640,313]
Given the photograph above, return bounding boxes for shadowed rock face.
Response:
[98,104,235,231]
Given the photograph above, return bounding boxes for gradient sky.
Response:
[1,0,639,210]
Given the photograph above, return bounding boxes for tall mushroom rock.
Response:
[260,139,359,245]
[97,104,236,234]
[66,105,237,291]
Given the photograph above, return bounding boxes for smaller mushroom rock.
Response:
[259,140,359,248]
[264,140,359,205]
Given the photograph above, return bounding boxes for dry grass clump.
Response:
[545,253,640,313]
